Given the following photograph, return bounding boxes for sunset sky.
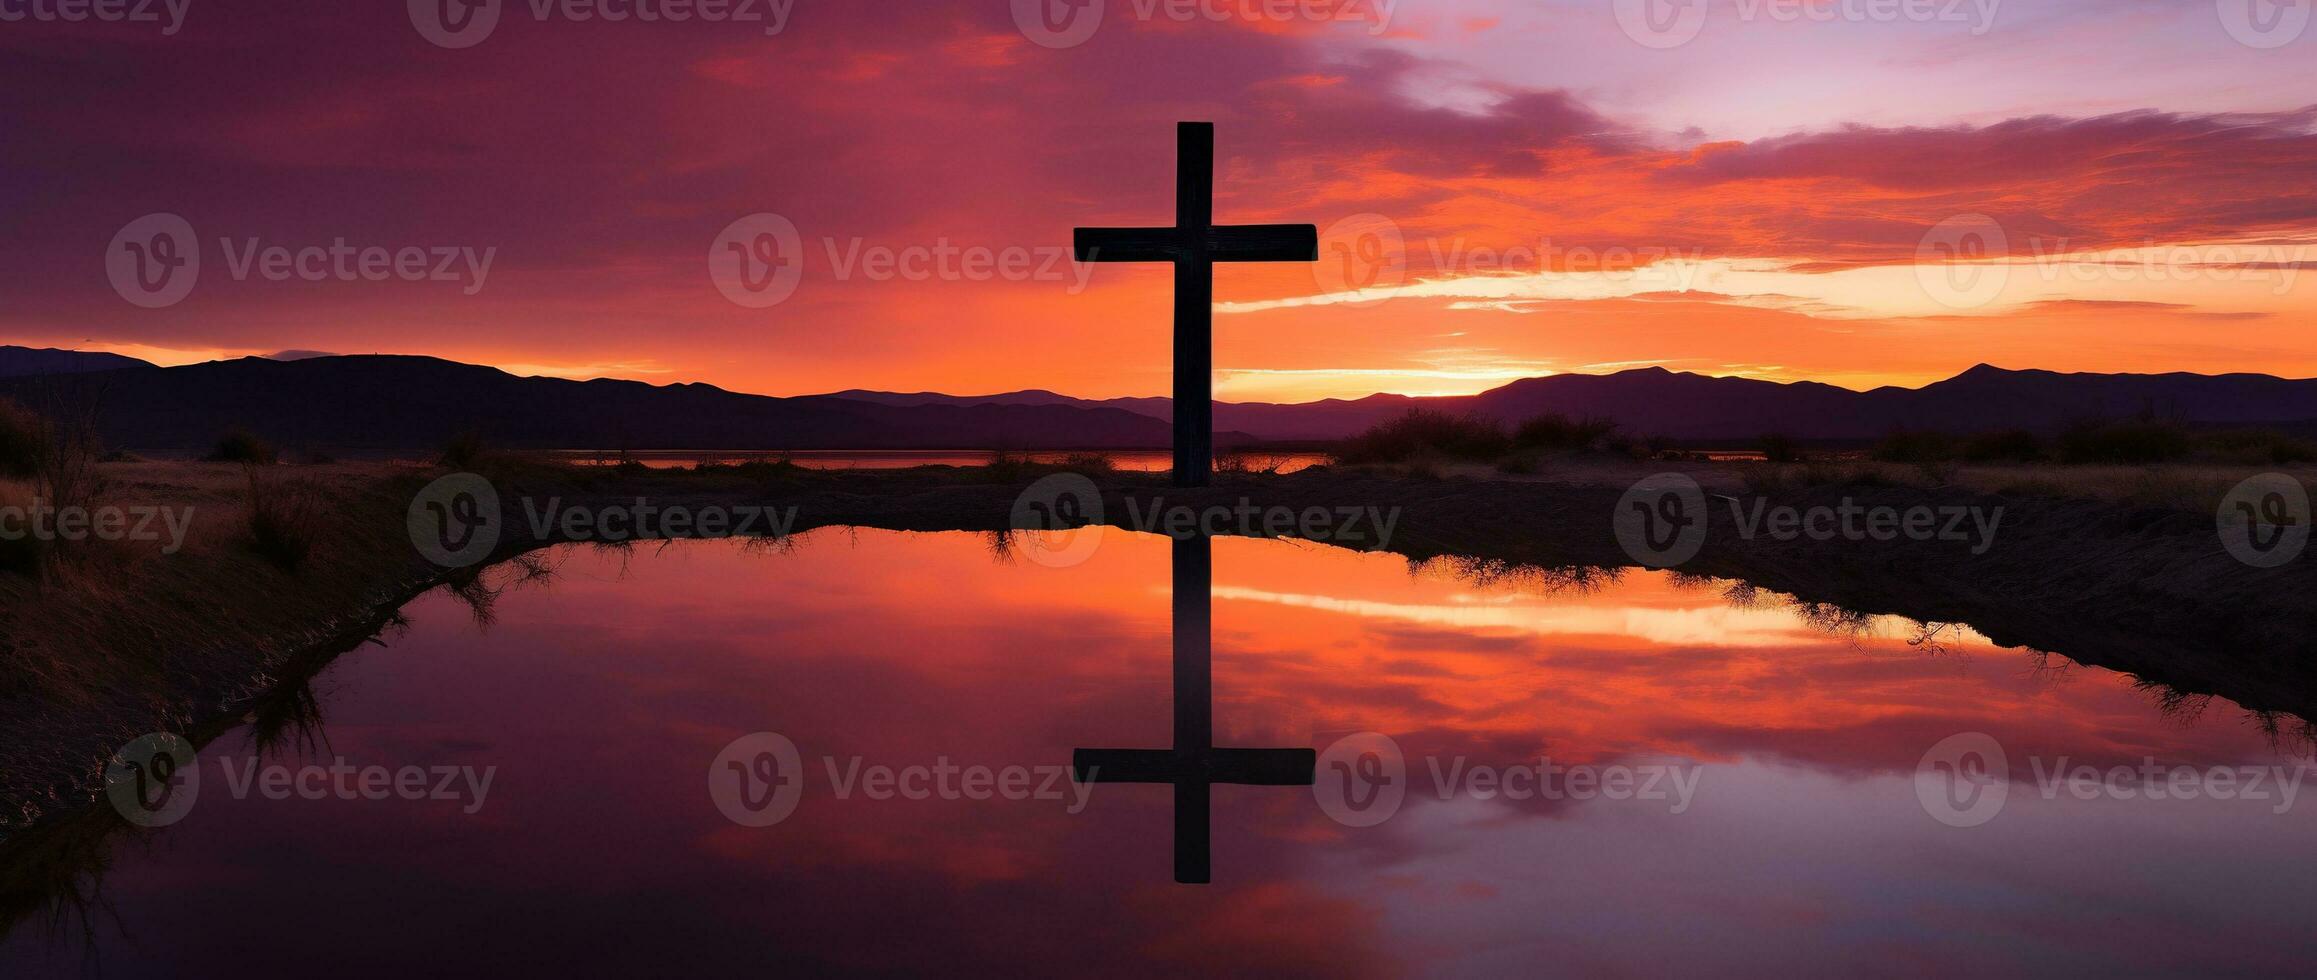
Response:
[4,0,2314,401]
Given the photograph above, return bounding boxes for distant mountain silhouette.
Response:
[0,355,1212,454]
[1461,365,2317,440]
[6,353,2312,452]
[0,345,153,378]
[833,365,2317,441]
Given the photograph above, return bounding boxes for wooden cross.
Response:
[1074,122,1317,488]
[1073,534,1316,883]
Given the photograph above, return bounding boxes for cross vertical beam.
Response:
[1072,533,1316,884]
[1174,122,1215,490]
[1074,122,1317,489]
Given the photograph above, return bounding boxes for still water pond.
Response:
[5,530,2314,977]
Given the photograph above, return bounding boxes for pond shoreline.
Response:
[3,458,2312,845]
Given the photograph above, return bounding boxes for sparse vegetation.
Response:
[440,428,487,468]
[1058,452,1115,474]
[2199,428,2317,465]
[1512,413,1618,452]
[1758,433,1803,464]
[1964,429,2045,463]
[244,466,320,571]
[0,399,43,480]
[1870,429,1961,464]
[0,481,43,575]
[689,454,807,482]
[1867,423,2304,468]
[205,429,278,465]
[1215,451,1295,475]
[2057,417,2192,464]
[1335,409,1511,464]
[1603,432,1681,461]
[0,396,109,579]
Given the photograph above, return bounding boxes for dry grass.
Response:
[0,460,432,704]
[244,465,323,570]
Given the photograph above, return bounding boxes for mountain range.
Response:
[1,346,2312,453]
[821,365,2317,442]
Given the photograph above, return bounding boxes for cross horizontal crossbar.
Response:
[1074,224,1318,263]
[1073,747,1317,786]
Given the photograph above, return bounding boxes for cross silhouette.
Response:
[1074,122,1317,489]
[1073,533,1316,884]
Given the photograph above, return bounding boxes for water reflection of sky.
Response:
[6,530,2313,977]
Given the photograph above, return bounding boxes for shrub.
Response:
[1215,452,1290,475]
[0,398,44,479]
[246,467,319,571]
[206,429,278,465]
[0,481,40,574]
[693,454,806,481]
[2057,418,2191,464]
[0,397,106,578]
[2196,429,2317,465]
[1758,433,1803,464]
[1963,429,2046,463]
[1336,409,1510,464]
[1601,433,1683,461]
[441,428,487,468]
[1058,452,1116,474]
[1512,413,1618,451]
[1870,430,1959,463]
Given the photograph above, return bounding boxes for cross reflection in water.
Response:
[1072,533,1317,884]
